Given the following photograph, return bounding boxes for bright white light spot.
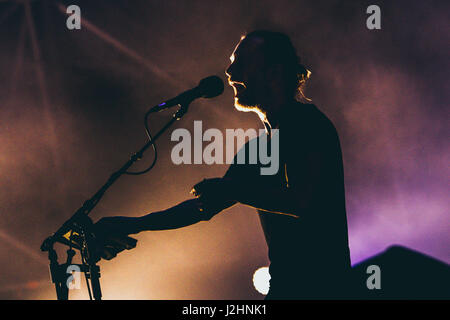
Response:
[252,266,271,295]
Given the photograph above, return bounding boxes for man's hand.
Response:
[191,178,236,218]
[191,177,233,199]
[92,216,139,260]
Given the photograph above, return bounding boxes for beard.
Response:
[234,98,258,112]
[229,75,270,120]
[233,85,259,111]
[233,90,267,123]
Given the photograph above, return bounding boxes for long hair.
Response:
[242,30,311,101]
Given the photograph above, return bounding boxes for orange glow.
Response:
[26,281,40,290]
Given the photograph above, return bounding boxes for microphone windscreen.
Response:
[198,76,224,98]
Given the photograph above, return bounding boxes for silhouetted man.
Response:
[94,30,352,299]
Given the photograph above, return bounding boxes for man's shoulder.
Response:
[282,102,337,135]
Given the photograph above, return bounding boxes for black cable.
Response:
[84,271,93,300]
[79,235,93,300]
[82,254,93,300]
[125,111,158,175]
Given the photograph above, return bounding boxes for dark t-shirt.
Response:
[224,102,352,299]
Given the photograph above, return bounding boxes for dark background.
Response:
[0,0,448,299]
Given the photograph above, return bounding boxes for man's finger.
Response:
[101,247,118,260]
[109,235,137,250]
[192,180,207,196]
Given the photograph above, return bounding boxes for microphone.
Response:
[148,76,224,113]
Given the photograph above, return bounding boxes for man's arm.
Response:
[95,197,236,238]
[231,184,305,218]
[194,149,326,218]
[138,197,235,231]
[92,197,235,260]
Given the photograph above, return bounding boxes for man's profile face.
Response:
[225,36,269,113]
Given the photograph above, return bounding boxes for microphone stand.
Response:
[41,102,191,300]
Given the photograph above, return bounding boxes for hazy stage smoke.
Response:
[0,0,448,299]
